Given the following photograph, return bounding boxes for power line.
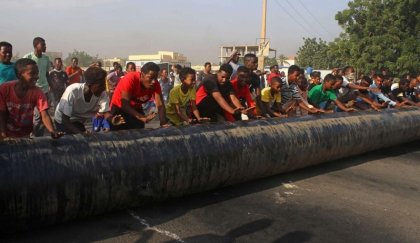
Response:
[272,0,317,37]
[284,0,320,35]
[296,0,336,39]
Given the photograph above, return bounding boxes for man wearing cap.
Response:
[54,66,123,134]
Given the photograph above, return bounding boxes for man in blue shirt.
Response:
[0,42,17,84]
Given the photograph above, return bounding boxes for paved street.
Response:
[4,141,420,243]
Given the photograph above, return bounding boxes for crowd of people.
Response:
[0,38,419,140]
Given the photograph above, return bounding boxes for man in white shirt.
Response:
[54,66,123,134]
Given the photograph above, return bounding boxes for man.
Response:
[226,50,241,77]
[0,41,17,84]
[196,64,245,122]
[196,62,212,87]
[48,58,69,111]
[23,37,51,137]
[54,66,122,134]
[66,57,83,85]
[243,53,261,97]
[110,62,169,129]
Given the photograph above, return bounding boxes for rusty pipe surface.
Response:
[1,108,420,232]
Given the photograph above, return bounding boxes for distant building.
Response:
[219,44,277,64]
[127,51,191,71]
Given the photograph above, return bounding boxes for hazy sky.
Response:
[1,0,350,64]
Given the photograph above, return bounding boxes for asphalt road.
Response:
[4,141,420,243]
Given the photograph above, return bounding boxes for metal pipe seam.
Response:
[1,108,420,233]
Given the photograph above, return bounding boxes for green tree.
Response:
[264,57,278,67]
[334,0,420,76]
[64,50,101,67]
[276,54,290,66]
[296,38,331,69]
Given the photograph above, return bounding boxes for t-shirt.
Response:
[231,78,255,107]
[111,72,162,110]
[196,77,234,105]
[308,84,337,107]
[0,62,17,84]
[49,69,68,95]
[261,87,281,104]
[267,72,280,86]
[0,81,48,137]
[106,71,124,93]
[249,72,261,94]
[166,85,196,126]
[66,66,83,85]
[390,83,405,102]
[281,77,301,105]
[229,62,241,77]
[54,83,110,124]
[23,52,51,93]
[159,78,172,104]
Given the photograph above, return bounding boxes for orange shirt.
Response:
[66,66,83,85]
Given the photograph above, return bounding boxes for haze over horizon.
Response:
[1,0,350,64]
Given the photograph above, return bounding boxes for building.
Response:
[219,44,277,64]
[127,51,191,71]
[102,57,125,71]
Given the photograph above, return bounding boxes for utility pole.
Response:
[258,0,267,71]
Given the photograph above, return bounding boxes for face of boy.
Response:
[142,71,158,88]
[205,64,211,73]
[89,82,106,97]
[245,58,258,70]
[0,46,12,63]
[217,71,229,85]
[127,65,136,73]
[183,74,196,87]
[237,71,251,86]
[55,59,63,70]
[271,82,281,93]
[288,71,300,82]
[312,76,320,84]
[72,59,78,68]
[20,64,39,88]
[375,76,383,87]
[161,69,168,78]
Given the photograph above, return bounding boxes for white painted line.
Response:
[129,211,185,243]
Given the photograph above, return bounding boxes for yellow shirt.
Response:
[166,85,196,126]
[261,87,281,103]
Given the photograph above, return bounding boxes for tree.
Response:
[64,50,101,67]
[334,0,420,76]
[264,57,278,67]
[296,38,332,69]
[276,54,290,67]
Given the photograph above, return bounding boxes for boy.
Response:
[125,62,136,73]
[49,58,69,110]
[196,64,245,122]
[230,66,257,120]
[308,74,355,112]
[0,41,17,84]
[159,69,172,104]
[197,62,213,87]
[308,71,321,91]
[110,62,169,129]
[66,57,83,85]
[258,77,285,118]
[23,37,52,137]
[243,54,261,98]
[166,67,207,126]
[55,66,123,134]
[267,64,280,86]
[0,58,61,139]
[106,64,123,97]
[281,65,319,115]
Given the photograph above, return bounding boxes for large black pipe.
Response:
[1,108,420,232]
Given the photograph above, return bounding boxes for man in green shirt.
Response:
[308,74,355,112]
[23,37,51,136]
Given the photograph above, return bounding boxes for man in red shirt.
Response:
[229,66,257,121]
[0,58,61,139]
[196,64,245,122]
[110,62,168,129]
[267,64,280,86]
[66,57,83,85]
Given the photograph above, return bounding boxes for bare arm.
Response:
[41,110,62,138]
[154,91,168,126]
[61,114,84,134]
[212,92,237,114]
[120,91,148,123]
[333,99,355,112]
